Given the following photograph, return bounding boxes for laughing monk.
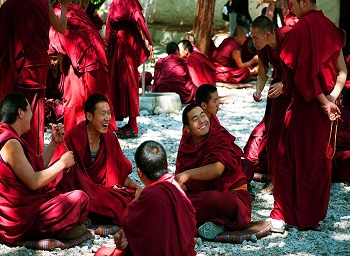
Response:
[0,92,89,243]
[175,104,251,240]
[268,0,347,232]
[55,94,141,225]
[95,140,197,256]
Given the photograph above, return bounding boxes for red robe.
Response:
[0,0,50,154]
[152,54,196,104]
[345,55,350,89]
[212,37,250,83]
[176,125,251,230]
[106,0,152,119]
[0,123,89,243]
[45,68,64,124]
[55,121,134,225]
[50,3,116,133]
[208,39,217,62]
[271,10,342,228]
[332,105,350,182]
[185,51,216,87]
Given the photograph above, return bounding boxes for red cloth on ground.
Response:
[106,0,152,119]
[152,54,196,104]
[50,3,116,132]
[176,125,251,230]
[332,105,350,182]
[0,0,50,154]
[271,10,342,228]
[213,37,250,83]
[186,51,216,87]
[0,123,89,243]
[55,121,134,225]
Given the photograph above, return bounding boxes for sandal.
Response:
[115,124,138,139]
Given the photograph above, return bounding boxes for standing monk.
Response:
[50,3,117,133]
[0,0,69,154]
[268,0,347,232]
[106,0,153,139]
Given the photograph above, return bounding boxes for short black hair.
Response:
[0,92,28,124]
[166,42,179,55]
[196,84,217,105]
[178,39,193,53]
[182,103,201,126]
[84,93,109,117]
[135,140,168,181]
[251,15,274,33]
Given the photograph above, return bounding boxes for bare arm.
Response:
[232,50,258,69]
[1,140,75,190]
[175,162,225,188]
[49,0,69,34]
[253,58,268,102]
[42,124,64,167]
[327,50,347,103]
[124,176,142,199]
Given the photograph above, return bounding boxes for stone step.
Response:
[139,92,182,114]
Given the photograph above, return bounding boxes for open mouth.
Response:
[102,123,109,128]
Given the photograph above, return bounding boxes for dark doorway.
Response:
[340,0,350,56]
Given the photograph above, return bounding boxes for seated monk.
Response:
[55,94,141,225]
[178,40,216,88]
[175,104,251,240]
[212,26,258,84]
[332,87,350,183]
[0,92,89,243]
[152,42,197,104]
[138,71,153,91]
[95,141,197,256]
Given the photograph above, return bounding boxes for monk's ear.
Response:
[137,168,143,179]
[18,108,25,119]
[184,124,190,133]
[86,112,93,122]
[200,102,207,110]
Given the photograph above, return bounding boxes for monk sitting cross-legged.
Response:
[0,92,89,243]
[175,104,251,240]
[55,94,141,226]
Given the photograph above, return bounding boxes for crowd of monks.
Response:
[0,0,349,254]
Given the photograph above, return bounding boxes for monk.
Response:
[49,3,117,134]
[213,26,259,83]
[248,15,293,194]
[268,0,347,233]
[95,141,197,256]
[0,92,89,243]
[178,40,216,88]
[106,0,153,138]
[152,42,197,104]
[55,94,141,225]
[175,104,251,240]
[0,0,69,154]
[332,87,350,183]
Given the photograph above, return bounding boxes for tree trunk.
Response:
[193,0,216,55]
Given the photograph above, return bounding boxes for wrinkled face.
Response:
[290,0,303,19]
[49,55,59,70]
[178,43,189,58]
[250,27,268,51]
[202,91,220,117]
[87,102,111,134]
[185,106,210,142]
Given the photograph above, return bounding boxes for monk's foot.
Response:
[198,222,225,240]
[60,223,86,240]
[115,124,138,139]
[260,179,274,195]
[266,218,286,234]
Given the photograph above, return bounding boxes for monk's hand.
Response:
[51,123,65,144]
[114,229,128,250]
[321,101,341,121]
[268,82,283,98]
[134,185,143,200]
[253,90,262,102]
[60,151,75,168]
[175,173,189,189]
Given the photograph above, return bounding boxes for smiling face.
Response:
[178,43,189,58]
[250,27,269,51]
[185,106,210,144]
[202,91,220,117]
[86,101,111,134]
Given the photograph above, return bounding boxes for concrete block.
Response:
[140,92,182,114]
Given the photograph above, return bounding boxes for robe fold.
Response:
[152,54,196,104]
[56,121,134,225]
[271,10,342,228]
[0,123,89,243]
[176,125,251,230]
[212,37,250,83]
[185,51,216,87]
[0,0,50,154]
[50,3,116,133]
[106,0,152,119]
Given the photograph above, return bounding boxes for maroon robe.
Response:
[270,10,342,228]
[212,37,250,83]
[45,67,64,124]
[0,123,89,243]
[106,0,152,119]
[332,105,350,182]
[176,125,251,230]
[152,54,196,104]
[185,51,216,87]
[208,39,217,62]
[55,121,134,225]
[50,3,116,133]
[0,0,50,154]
